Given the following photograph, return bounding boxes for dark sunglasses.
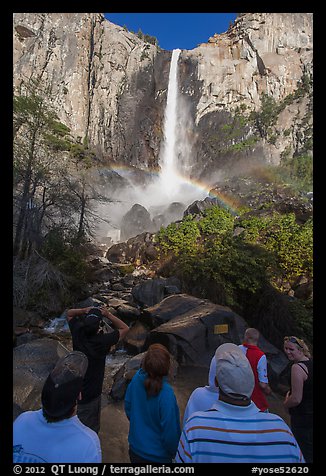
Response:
[284,336,303,348]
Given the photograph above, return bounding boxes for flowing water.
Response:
[156,48,207,204]
[159,49,182,198]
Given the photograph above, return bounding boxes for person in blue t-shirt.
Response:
[13,351,102,463]
[182,352,219,426]
[125,343,181,463]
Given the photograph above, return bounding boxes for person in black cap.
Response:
[13,351,102,463]
[66,305,129,433]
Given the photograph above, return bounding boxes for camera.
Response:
[99,317,114,333]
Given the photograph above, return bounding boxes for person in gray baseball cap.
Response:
[176,342,305,463]
[13,351,102,463]
[215,342,255,402]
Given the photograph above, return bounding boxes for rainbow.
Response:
[108,163,241,215]
[175,173,242,215]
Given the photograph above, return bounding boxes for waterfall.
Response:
[159,49,182,197]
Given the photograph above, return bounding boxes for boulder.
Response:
[109,350,178,401]
[109,353,145,400]
[123,321,150,355]
[183,196,221,217]
[120,204,154,241]
[256,334,290,390]
[132,277,181,307]
[143,294,247,365]
[152,202,185,230]
[115,303,141,321]
[13,307,45,329]
[14,331,40,347]
[142,294,289,385]
[74,297,104,309]
[13,338,70,420]
[106,232,159,265]
[132,278,166,307]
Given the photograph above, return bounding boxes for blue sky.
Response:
[104,13,238,51]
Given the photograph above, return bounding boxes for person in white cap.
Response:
[175,343,305,463]
[13,351,101,463]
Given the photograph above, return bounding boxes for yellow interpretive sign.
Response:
[214,324,229,334]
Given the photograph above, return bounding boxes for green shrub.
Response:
[198,207,234,236]
[280,154,313,192]
[118,264,136,275]
[156,215,201,256]
[287,298,313,344]
[41,228,91,285]
[239,212,313,285]
[157,206,313,322]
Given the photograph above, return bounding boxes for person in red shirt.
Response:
[239,328,271,411]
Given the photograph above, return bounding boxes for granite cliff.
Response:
[13,13,313,182]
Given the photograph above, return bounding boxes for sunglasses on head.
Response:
[284,336,303,348]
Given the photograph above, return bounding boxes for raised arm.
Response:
[99,306,129,340]
[66,307,94,322]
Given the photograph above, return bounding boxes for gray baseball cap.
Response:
[215,343,254,400]
[41,351,88,418]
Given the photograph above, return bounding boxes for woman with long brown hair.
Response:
[124,343,181,463]
[283,336,313,462]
